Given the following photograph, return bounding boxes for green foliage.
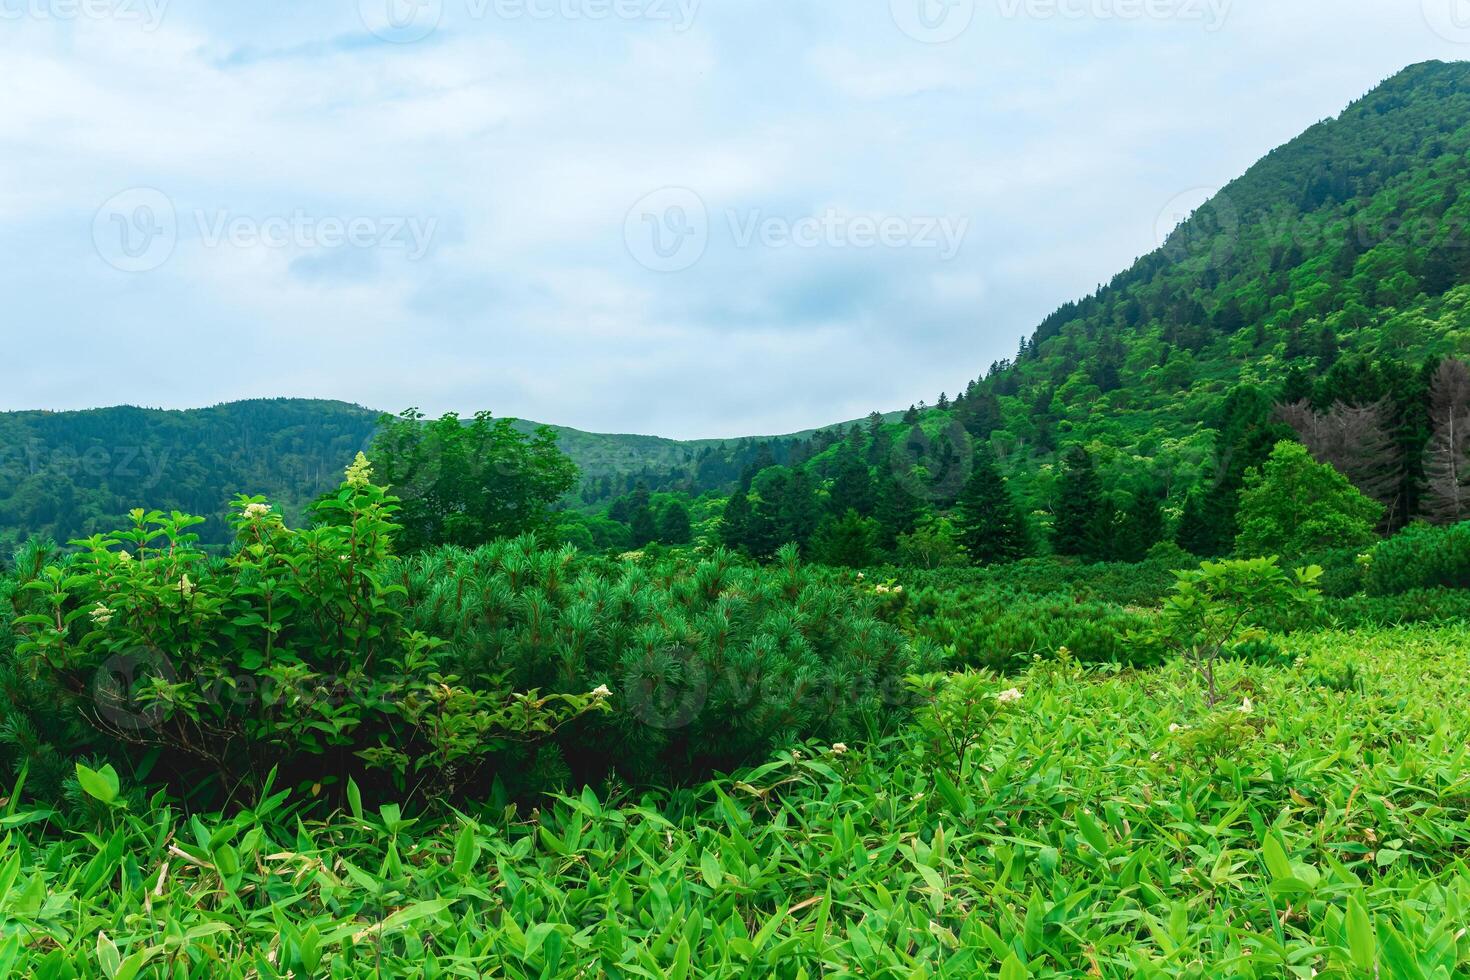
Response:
[7,457,601,803]
[1325,587,1470,628]
[1051,446,1114,561]
[1365,520,1470,595]
[395,540,935,783]
[1236,442,1384,557]
[370,409,579,552]
[894,515,968,570]
[1147,556,1323,705]
[894,562,1166,671]
[953,444,1031,565]
[8,625,1470,975]
[808,509,881,568]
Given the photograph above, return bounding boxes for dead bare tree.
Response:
[1275,397,1403,527]
[1422,358,1470,525]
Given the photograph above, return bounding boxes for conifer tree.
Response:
[1052,446,1113,561]
[1423,357,1470,523]
[828,445,875,517]
[657,499,693,545]
[873,468,920,550]
[954,445,1030,565]
[719,489,753,552]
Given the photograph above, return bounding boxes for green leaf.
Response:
[1000,951,1029,979]
[453,822,479,877]
[1346,893,1375,971]
[76,763,120,806]
[1261,832,1293,882]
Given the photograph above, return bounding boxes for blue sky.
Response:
[5,1,1469,437]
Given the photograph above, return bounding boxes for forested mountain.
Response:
[0,397,893,548]
[8,62,1470,554]
[706,60,1470,562]
[926,59,1470,547]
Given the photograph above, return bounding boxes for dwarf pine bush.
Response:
[395,541,941,783]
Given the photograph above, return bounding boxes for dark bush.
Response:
[1365,522,1470,596]
[397,541,939,783]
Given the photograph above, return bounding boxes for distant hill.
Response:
[0,398,897,547]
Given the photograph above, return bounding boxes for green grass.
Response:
[4,625,1470,977]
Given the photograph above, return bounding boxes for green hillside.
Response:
[713,59,1470,562]
[0,398,896,548]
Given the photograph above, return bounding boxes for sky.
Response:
[4,1,1470,438]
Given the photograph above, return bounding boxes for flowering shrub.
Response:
[9,456,603,803]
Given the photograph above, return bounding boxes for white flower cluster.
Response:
[830,742,848,755]
[873,584,904,595]
[180,575,194,599]
[243,502,273,520]
[90,603,113,627]
[590,684,613,699]
[996,688,1023,704]
[345,452,374,488]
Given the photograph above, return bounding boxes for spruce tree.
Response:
[657,500,693,545]
[954,445,1030,565]
[873,468,920,550]
[1052,446,1112,561]
[1117,488,1165,562]
[828,446,875,517]
[719,489,753,552]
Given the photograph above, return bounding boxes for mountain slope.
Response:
[924,60,1470,538]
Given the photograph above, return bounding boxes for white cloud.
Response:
[3,0,1468,436]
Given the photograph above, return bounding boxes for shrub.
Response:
[900,581,1160,671]
[397,542,938,783]
[1294,545,1370,597]
[1146,556,1323,706]
[1365,521,1470,595]
[1326,588,1470,628]
[8,457,602,804]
